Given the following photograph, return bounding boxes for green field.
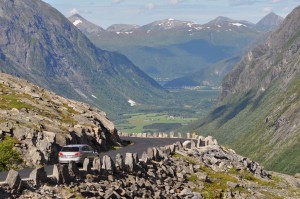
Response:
[116,113,197,133]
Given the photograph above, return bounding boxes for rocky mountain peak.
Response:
[206,16,254,29]
[141,18,196,31]
[68,13,105,32]
[255,12,284,31]
[107,24,140,32]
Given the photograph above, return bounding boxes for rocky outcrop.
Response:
[1,136,299,199]
[0,72,121,167]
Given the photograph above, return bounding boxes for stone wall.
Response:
[118,131,199,139]
[0,135,272,198]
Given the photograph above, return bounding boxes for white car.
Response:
[58,144,98,164]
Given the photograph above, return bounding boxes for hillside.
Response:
[0,0,166,119]
[0,72,121,169]
[183,6,300,175]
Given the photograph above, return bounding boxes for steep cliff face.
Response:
[221,6,300,100]
[0,0,165,118]
[0,72,121,167]
[187,6,300,174]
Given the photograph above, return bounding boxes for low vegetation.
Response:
[0,136,22,171]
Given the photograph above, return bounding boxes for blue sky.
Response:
[42,0,299,28]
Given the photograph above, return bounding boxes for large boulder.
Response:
[6,170,22,193]
[29,167,48,187]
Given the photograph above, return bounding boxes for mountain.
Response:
[164,55,241,88]
[207,16,255,31]
[255,12,284,32]
[0,72,121,168]
[68,14,105,35]
[183,6,300,175]
[0,0,166,119]
[69,15,262,86]
[107,24,140,33]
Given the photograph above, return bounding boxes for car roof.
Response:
[63,144,89,147]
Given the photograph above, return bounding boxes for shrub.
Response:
[0,136,22,171]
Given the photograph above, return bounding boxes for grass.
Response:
[116,113,197,133]
[0,93,34,110]
[175,153,286,198]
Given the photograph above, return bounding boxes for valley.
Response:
[0,0,299,198]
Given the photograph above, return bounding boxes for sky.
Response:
[42,0,300,28]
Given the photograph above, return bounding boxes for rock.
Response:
[153,148,160,161]
[205,136,218,146]
[104,189,121,199]
[141,152,149,164]
[180,188,193,197]
[102,155,116,173]
[227,181,238,188]
[115,154,125,170]
[53,164,72,184]
[183,141,191,149]
[197,136,206,147]
[295,173,300,178]
[93,157,101,172]
[83,158,92,173]
[190,140,196,149]
[6,170,22,193]
[29,167,48,187]
[196,173,207,182]
[193,192,203,199]
[132,153,139,165]
[68,161,80,178]
[176,141,183,151]
[147,147,154,160]
[125,153,135,172]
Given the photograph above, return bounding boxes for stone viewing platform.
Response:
[0,135,299,199]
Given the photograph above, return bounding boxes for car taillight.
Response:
[59,152,63,156]
[75,152,81,156]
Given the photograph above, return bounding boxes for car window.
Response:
[82,146,90,151]
[61,147,79,152]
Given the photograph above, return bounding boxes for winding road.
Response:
[0,137,189,181]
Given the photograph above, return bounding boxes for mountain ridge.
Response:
[68,14,267,86]
[183,6,300,175]
[0,0,166,119]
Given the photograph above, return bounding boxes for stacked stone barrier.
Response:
[118,131,200,139]
[1,135,271,198]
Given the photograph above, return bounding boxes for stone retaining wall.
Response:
[118,131,200,139]
[0,135,218,194]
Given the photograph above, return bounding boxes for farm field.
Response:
[116,113,198,133]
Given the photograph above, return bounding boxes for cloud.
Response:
[272,0,281,2]
[263,6,272,13]
[169,0,186,5]
[112,0,124,4]
[69,8,79,15]
[229,0,259,6]
[145,2,155,11]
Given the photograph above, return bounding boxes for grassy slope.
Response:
[185,76,300,174]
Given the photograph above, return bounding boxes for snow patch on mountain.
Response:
[231,23,247,27]
[73,19,82,26]
[128,99,137,106]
